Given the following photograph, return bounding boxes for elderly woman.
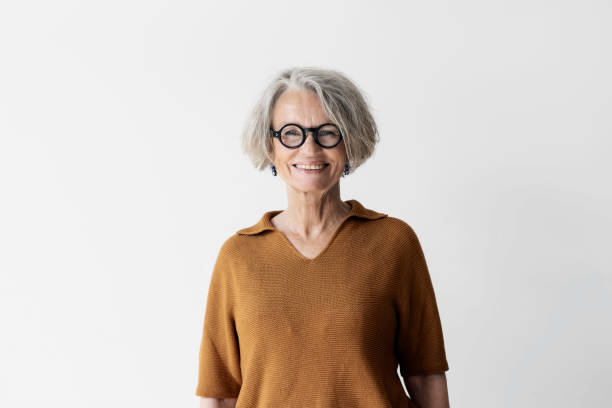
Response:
[196,67,450,408]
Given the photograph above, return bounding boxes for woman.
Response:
[196,67,450,408]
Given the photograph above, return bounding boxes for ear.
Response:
[269,144,276,164]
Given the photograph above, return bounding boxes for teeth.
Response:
[295,164,327,170]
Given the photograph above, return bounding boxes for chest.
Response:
[232,247,400,347]
[280,230,336,259]
[270,213,345,260]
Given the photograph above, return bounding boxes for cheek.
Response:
[271,144,291,164]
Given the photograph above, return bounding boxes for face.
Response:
[271,88,348,194]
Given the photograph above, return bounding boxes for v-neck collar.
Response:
[236,199,387,236]
[236,199,387,262]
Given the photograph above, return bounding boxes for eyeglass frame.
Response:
[269,123,343,149]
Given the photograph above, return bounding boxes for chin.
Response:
[290,178,340,191]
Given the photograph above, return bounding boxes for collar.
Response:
[236,199,387,236]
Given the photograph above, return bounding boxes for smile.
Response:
[292,163,329,173]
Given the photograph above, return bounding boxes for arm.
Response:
[405,373,449,408]
[199,397,237,408]
[195,239,242,403]
[396,225,450,407]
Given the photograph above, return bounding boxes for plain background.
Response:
[1,0,610,407]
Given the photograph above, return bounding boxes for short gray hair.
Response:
[241,67,380,173]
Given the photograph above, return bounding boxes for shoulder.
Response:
[371,215,421,246]
[213,230,269,268]
[215,232,250,258]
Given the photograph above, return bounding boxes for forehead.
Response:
[272,88,330,127]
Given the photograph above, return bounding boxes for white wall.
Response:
[1,1,610,407]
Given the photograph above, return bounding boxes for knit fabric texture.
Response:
[195,199,449,407]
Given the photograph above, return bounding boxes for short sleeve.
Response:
[195,240,242,398]
[395,226,449,378]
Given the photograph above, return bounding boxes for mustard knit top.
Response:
[195,199,449,407]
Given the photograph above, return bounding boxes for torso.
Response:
[224,211,429,407]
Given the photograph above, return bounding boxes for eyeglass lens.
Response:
[280,125,341,147]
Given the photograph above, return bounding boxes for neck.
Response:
[282,183,350,237]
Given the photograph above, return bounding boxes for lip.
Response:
[293,161,328,165]
[292,163,329,173]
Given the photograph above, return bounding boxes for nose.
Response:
[301,129,321,151]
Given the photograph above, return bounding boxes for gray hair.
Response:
[241,67,380,173]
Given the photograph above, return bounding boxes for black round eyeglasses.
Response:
[270,123,343,149]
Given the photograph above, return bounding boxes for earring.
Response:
[271,165,277,176]
[342,163,350,177]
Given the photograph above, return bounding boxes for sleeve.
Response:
[395,226,449,379]
[195,240,242,398]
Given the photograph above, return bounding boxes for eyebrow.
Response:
[276,122,331,128]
